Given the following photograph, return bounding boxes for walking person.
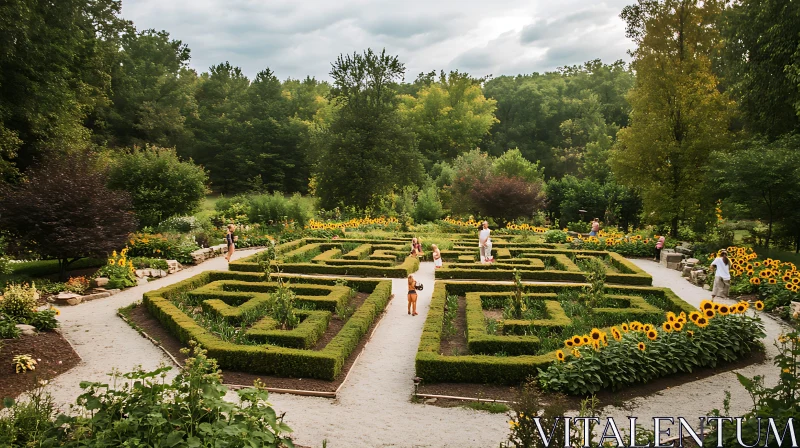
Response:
[431,244,442,269]
[709,249,731,300]
[224,224,237,262]
[410,237,424,258]
[407,274,418,316]
[654,236,665,262]
[589,218,600,236]
[479,221,493,263]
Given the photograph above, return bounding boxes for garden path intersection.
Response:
[42,250,789,447]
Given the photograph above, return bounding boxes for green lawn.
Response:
[1,258,105,286]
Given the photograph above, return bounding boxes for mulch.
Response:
[125,292,386,393]
[418,348,766,411]
[438,296,468,356]
[0,330,81,404]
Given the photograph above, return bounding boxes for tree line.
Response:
[1,0,799,249]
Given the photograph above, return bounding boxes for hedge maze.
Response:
[416,281,695,385]
[436,241,652,285]
[230,238,419,277]
[143,270,392,380]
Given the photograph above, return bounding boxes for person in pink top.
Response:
[589,218,600,236]
[654,236,665,261]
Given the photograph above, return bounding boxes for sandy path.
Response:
[599,259,791,432]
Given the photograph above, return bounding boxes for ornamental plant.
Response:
[539,301,765,395]
[13,354,36,373]
[64,276,90,295]
[1,283,38,320]
[95,249,137,289]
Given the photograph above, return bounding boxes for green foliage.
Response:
[26,309,58,331]
[108,146,208,228]
[613,0,732,236]
[0,345,295,447]
[493,148,544,183]
[95,252,137,289]
[544,230,568,244]
[579,258,607,307]
[248,193,313,227]
[545,175,642,230]
[127,233,200,264]
[270,279,300,330]
[412,186,444,223]
[538,313,765,395]
[442,294,459,338]
[0,313,21,338]
[1,283,38,320]
[129,257,170,271]
[705,332,799,447]
[157,216,205,233]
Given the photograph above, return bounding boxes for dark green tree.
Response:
[313,49,423,209]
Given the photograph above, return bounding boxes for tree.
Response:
[611,0,733,236]
[107,146,208,228]
[713,136,800,249]
[470,176,546,224]
[493,148,544,183]
[412,185,444,223]
[449,149,493,215]
[0,153,136,279]
[398,70,497,165]
[721,0,800,138]
[313,49,423,209]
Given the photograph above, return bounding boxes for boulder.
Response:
[81,291,111,302]
[93,277,109,288]
[53,292,82,306]
[702,284,711,291]
[15,324,36,336]
[682,266,692,277]
[135,269,146,278]
[107,289,122,296]
[676,245,694,256]
[166,260,181,273]
[662,252,684,270]
[791,301,800,316]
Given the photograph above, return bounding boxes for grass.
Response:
[752,246,800,266]
[195,195,222,221]
[1,258,105,286]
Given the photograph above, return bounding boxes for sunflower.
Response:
[687,330,694,338]
[735,303,747,313]
[572,335,582,346]
[718,305,730,315]
[677,316,686,324]
[611,327,621,341]
[620,323,629,332]
[793,278,800,285]
[590,328,602,341]
[689,311,701,322]
[679,311,687,319]
[630,321,642,331]
[643,324,654,333]
[673,321,683,331]
[565,339,574,348]
[582,336,590,345]
[572,349,581,358]
[750,277,761,286]
[637,342,646,351]
[666,312,677,323]
[591,340,601,350]
[662,321,673,332]
[556,350,565,362]
[786,282,795,291]
[696,316,709,328]
[704,309,715,319]
[647,329,658,340]
[754,301,764,311]
[768,278,777,284]
[700,300,714,311]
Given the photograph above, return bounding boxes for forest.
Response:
[1,0,799,248]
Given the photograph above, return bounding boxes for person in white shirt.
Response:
[479,221,493,263]
[709,249,731,300]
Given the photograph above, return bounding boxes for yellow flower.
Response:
[704,309,715,319]
[556,350,565,362]
[637,342,646,351]
[696,316,709,328]
[662,321,673,332]
[754,301,764,311]
[687,330,694,338]
[572,349,581,358]
[564,339,574,348]
[620,323,629,332]
[718,305,730,316]
[673,321,683,332]
[571,335,582,346]
[590,328,602,341]
[647,329,658,341]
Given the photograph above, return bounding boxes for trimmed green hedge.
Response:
[143,271,393,380]
[245,310,331,348]
[415,281,697,385]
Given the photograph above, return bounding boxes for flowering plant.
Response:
[95,249,137,289]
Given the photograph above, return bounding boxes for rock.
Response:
[80,292,111,302]
[424,398,438,404]
[107,289,122,296]
[158,270,168,278]
[54,292,82,306]
[791,301,800,316]
[567,231,580,238]
[676,246,694,256]
[135,269,146,278]
[93,277,109,287]
[703,284,711,291]
[15,324,36,336]
[167,260,180,273]
[686,258,699,265]
[682,266,692,277]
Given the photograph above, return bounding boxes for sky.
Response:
[121,0,636,82]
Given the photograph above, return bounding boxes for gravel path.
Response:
[599,259,791,432]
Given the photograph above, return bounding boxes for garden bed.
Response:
[0,331,81,403]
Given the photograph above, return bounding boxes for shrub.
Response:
[26,308,58,331]
[1,283,37,320]
[157,215,204,233]
[544,229,568,243]
[566,221,591,233]
[248,192,313,227]
[412,185,444,223]
[127,233,200,264]
[64,276,90,295]
[214,194,251,224]
[0,314,21,338]
[13,354,36,373]
[470,176,546,224]
[130,257,170,270]
[108,146,208,228]
[0,153,137,280]
[95,250,137,289]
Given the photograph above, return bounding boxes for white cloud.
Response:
[121,0,635,81]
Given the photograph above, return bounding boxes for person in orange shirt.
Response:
[407,274,418,316]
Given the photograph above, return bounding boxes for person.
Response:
[709,249,731,300]
[224,224,238,262]
[589,218,600,236]
[654,236,665,262]
[431,244,442,269]
[479,221,493,263]
[407,274,418,316]
[410,237,423,257]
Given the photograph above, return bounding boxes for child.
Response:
[407,274,418,316]
[654,236,665,261]
[432,244,442,268]
[224,224,237,262]
[410,237,424,257]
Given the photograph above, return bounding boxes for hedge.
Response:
[415,281,697,385]
[143,271,393,380]
[192,281,351,315]
[245,309,331,348]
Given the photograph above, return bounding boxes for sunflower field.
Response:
[538,300,765,395]
[707,246,800,311]
[569,230,673,258]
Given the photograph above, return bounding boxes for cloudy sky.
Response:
[122,0,636,82]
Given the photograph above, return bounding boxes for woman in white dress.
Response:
[432,244,442,268]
